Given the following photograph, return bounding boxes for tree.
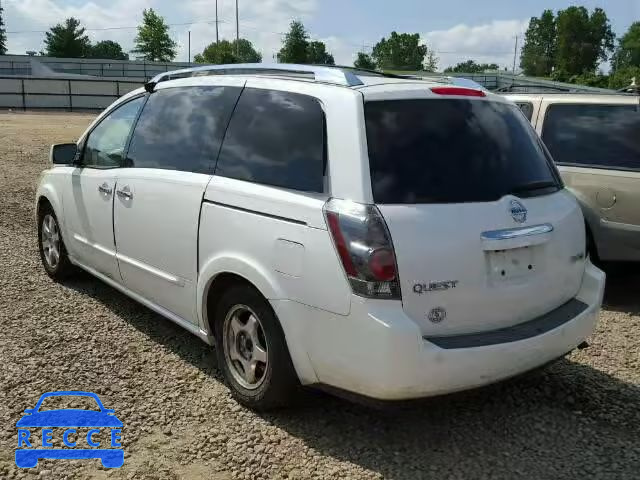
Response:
[277,21,334,65]
[424,50,438,72]
[132,8,177,62]
[354,52,376,70]
[520,10,556,77]
[371,32,429,71]
[611,22,640,70]
[444,60,499,73]
[307,41,334,65]
[194,38,261,64]
[89,40,129,60]
[44,17,91,58]
[608,66,640,89]
[555,6,614,76]
[0,3,7,55]
[234,38,262,63]
[567,71,610,88]
[277,20,309,63]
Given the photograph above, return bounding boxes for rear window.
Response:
[542,104,640,171]
[365,99,559,204]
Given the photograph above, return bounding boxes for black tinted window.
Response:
[365,99,558,204]
[215,88,325,192]
[84,97,144,168]
[126,86,241,173]
[516,102,534,121]
[542,104,640,171]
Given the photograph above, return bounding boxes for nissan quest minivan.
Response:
[36,64,605,409]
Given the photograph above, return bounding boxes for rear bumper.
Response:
[272,260,605,401]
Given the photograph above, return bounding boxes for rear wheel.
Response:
[215,284,299,410]
[38,204,75,280]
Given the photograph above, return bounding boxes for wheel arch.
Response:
[197,254,284,337]
[197,255,318,384]
[35,182,64,230]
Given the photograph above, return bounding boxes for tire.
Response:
[37,204,76,281]
[214,284,299,410]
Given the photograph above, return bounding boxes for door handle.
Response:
[116,186,133,200]
[98,183,112,195]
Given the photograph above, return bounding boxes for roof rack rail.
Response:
[144,63,364,92]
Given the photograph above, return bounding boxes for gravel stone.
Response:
[0,112,639,479]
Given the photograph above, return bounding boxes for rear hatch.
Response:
[363,91,586,336]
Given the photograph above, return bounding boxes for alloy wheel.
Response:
[223,304,269,390]
[41,214,61,270]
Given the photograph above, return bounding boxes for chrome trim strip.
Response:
[116,253,185,287]
[71,258,213,345]
[73,234,115,257]
[481,223,553,241]
[203,200,307,226]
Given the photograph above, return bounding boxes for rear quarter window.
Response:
[542,103,640,171]
[215,88,326,193]
[515,102,534,121]
[365,98,559,204]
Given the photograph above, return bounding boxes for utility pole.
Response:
[235,0,240,56]
[512,35,518,75]
[215,0,219,44]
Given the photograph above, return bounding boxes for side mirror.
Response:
[50,143,78,165]
[23,409,34,414]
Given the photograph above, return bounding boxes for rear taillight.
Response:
[323,199,400,299]
[430,86,486,97]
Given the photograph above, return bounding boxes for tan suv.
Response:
[505,93,640,262]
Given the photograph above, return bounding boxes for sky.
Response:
[2,0,640,70]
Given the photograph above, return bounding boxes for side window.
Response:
[215,88,325,193]
[542,104,640,170]
[83,96,145,168]
[126,86,241,173]
[515,102,534,122]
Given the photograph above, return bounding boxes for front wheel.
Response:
[215,285,299,410]
[38,205,75,280]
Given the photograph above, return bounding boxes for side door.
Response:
[64,96,146,281]
[539,99,640,260]
[114,81,243,324]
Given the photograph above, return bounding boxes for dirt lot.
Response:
[0,112,639,480]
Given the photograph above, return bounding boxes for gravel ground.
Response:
[0,111,639,480]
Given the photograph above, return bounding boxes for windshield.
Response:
[365,99,560,204]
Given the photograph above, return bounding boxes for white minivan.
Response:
[36,64,605,409]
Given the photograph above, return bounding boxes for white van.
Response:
[37,65,605,409]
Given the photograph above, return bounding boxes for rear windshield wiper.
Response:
[508,181,559,196]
